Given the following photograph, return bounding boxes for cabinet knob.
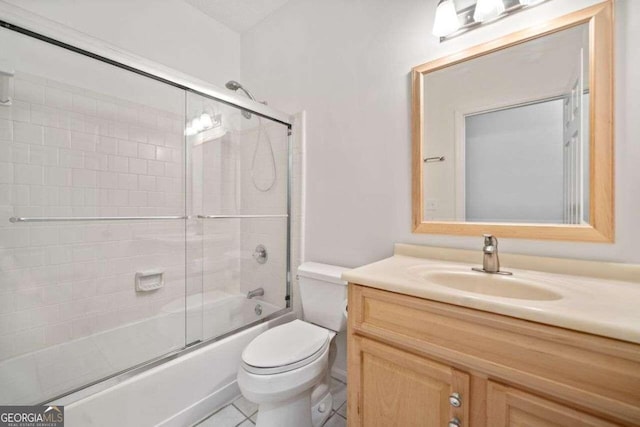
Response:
[448,392,462,408]
[448,417,461,427]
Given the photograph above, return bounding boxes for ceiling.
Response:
[185,0,292,33]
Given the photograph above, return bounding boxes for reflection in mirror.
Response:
[423,23,590,224]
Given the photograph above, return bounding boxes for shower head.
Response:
[225,80,242,91]
[224,80,256,119]
[225,80,256,101]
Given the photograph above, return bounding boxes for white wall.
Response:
[241,0,640,266]
[2,0,241,88]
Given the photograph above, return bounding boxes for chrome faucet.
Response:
[246,287,264,299]
[472,234,512,275]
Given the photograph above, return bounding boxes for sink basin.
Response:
[409,268,562,301]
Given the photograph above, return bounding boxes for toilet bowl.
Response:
[237,262,349,427]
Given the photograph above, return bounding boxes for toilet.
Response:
[237,262,349,427]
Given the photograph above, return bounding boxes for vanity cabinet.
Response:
[351,336,468,426]
[347,284,640,427]
[486,382,618,427]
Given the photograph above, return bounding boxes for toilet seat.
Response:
[241,320,332,375]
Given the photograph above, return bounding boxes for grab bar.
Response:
[197,214,288,219]
[9,216,187,223]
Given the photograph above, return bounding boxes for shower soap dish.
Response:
[135,270,164,292]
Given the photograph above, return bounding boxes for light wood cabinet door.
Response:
[487,381,621,427]
[348,336,469,427]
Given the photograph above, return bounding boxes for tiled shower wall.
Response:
[0,71,187,361]
[238,121,290,308]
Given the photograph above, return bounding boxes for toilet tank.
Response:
[297,262,350,332]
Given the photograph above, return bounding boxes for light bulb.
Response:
[473,0,505,22]
[199,113,213,129]
[432,0,460,38]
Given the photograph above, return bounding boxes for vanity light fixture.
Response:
[473,0,505,22]
[432,0,551,42]
[432,0,461,37]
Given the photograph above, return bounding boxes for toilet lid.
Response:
[242,320,330,369]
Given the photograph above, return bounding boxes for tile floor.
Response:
[194,376,347,427]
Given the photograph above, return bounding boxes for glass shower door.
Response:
[185,91,290,344]
[0,26,188,404]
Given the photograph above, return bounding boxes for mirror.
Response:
[412,1,613,242]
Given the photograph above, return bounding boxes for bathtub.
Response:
[0,291,291,426]
[164,290,282,341]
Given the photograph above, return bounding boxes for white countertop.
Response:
[342,245,640,345]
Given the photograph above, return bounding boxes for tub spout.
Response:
[247,287,264,299]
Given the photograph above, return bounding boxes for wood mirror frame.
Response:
[412,1,614,242]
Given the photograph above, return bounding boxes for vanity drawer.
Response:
[348,284,640,426]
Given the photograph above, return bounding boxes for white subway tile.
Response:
[43,166,71,186]
[165,163,181,178]
[68,112,85,132]
[72,169,97,188]
[117,140,138,157]
[70,131,96,152]
[84,117,100,135]
[71,280,96,300]
[30,106,59,127]
[108,189,128,206]
[156,146,172,162]
[117,173,137,190]
[29,145,58,166]
[70,188,85,206]
[128,126,147,143]
[11,185,30,205]
[147,160,165,176]
[44,127,71,148]
[11,143,29,164]
[44,322,72,346]
[59,148,84,168]
[29,186,58,206]
[128,158,147,175]
[13,328,45,355]
[95,101,117,120]
[137,143,155,160]
[128,191,148,207]
[108,155,128,172]
[15,288,44,310]
[84,152,108,171]
[14,79,44,104]
[10,100,30,122]
[14,164,43,185]
[138,175,156,191]
[109,123,128,139]
[84,188,98,206]
[97,171,118,189]
[0,119,12,140]
[13,122,43,145]
[72,94,96,116]
[45,87,73,110]
[96,136,118,154]
[43,283,72,305]
[29,227,58,246]
[0,162,13,184]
